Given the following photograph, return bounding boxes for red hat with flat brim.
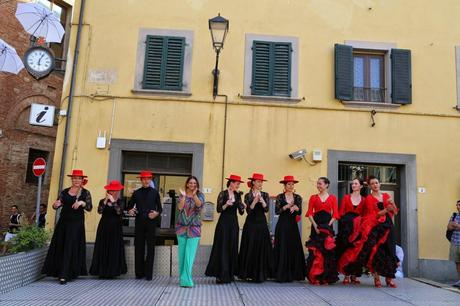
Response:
[104,180,124,191]
[248,173,267,181]
[67,169,87,178]
[137,170,153,178]
[225,174,244,183]
[279,175,299,184]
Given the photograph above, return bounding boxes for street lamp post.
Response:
[208,13,229,99]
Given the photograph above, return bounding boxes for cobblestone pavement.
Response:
[1,276,459,306]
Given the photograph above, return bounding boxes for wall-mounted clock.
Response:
[24,46,55,79]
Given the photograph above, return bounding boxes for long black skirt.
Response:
[273,215,306,282]
[205,213,240,283]
[89,213,127,278]
[305,211,339,284]
[237,221,274,282]
[335,211,360,261]
[42,218,87,280]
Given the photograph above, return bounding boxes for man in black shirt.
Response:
[128,170,162,280]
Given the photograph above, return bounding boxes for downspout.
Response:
[217,94,229,190]
[57,0,86,194]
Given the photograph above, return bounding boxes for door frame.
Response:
[328,150,418,277]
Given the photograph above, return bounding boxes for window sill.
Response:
[341,100,401,109]
[239,94,303,103]
[132,89,192,96]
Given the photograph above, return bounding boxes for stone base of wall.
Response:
[419,259,459,283]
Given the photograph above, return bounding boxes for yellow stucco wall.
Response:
[47,0,460,262]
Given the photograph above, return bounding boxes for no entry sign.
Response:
[32,158,46,177]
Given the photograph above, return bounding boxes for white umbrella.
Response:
[15,2,65,43]
[0,38,24,74]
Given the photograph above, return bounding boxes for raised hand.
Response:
[106,193,115,203]
[53,199,62,209]
[128,208,137,216]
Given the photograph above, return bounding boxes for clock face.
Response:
[24,46,55,79]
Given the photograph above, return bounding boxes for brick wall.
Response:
[0,1,66,229]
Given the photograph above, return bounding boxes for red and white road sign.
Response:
[32,158,46,177]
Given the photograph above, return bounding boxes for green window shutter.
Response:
[391,48,412,104]
[142,35,185,91]
[251,41,292,97]
[272,43,292,96]
[251,41,271,96]
[164,37,185,90]
[143,36,164,89]
[334,44,354,101]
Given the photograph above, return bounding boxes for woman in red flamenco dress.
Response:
[335,178,365,285]
[338,175,399,288]
[305,177,340,285]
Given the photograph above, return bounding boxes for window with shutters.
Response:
[133,29,193,95]
[142,36,185,91]
[335,41,411,106]
[243,34,299,101]
[251,41,292,97]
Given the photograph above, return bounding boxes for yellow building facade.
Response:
[47,0,460,279]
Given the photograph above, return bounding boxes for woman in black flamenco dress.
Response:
[42,170,92,285]
[205,174,245,283]
[90,180,127,278]
[273,175,306,282]
[238,173,274,283]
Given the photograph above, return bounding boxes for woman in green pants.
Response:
[176,176,205,287]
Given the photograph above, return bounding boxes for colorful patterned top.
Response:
[175,193,205,238]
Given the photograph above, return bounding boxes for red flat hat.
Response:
[279,175,299,184]
[104,180,124,191]
[248,173,267,181]
[138,170,153,178]
[225,174,244,183]
[67,169,87,178]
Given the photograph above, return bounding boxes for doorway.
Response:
[327,150,418,277]
[120,151,192,245]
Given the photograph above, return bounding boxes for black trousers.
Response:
[134,218,157,279]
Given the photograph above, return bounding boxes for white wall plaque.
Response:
[29,103,55,127]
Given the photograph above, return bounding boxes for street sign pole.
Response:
[32,157,46,226]
[36,175,42,226]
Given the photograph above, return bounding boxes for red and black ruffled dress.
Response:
[305,194,340,284]
[335,194,364,262]
[338,193,399,278]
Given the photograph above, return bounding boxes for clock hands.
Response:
[38,53,45,66]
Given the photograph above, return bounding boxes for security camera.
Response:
[289,149,307,161]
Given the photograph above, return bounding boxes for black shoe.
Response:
[59,279,67,285]
[145,276,152,281]
[135,276,144,279]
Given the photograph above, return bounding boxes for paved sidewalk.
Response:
[0,276,459,306]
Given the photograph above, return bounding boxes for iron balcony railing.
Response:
[353,87,386,102]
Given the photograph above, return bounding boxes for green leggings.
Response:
[177,236,200,287]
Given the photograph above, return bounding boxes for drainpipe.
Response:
[217,94,229,190]
[57,0,86,195]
